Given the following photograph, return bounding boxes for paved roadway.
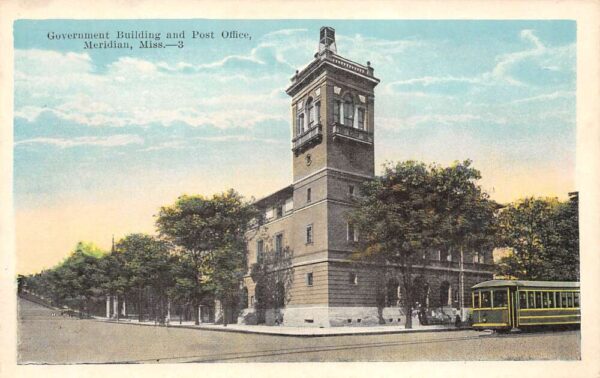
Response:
[18,298,580,364]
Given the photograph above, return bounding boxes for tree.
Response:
[156,189,258,325]
[349,161,444,329]
[115,234,174,322]
[432,160,498,310]
[496,195,579,281]
[349,160,497,328]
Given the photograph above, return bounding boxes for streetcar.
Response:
[471,280,580,331]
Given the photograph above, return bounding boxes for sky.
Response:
[13,20,576,274]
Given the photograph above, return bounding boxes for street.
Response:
[18,298,580,363]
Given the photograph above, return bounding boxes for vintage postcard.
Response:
[1,1,599,377]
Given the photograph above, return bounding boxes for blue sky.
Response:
[13,20,576,273]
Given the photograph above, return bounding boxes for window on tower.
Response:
[333,100,341,123]
[306,98,314,127]
[315,101,321,124]
[343,94,354,126]
[357,108,365,130]
[297,113,305,135]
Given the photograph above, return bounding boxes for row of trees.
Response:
[21,190,258,325]
[20,160,579,329]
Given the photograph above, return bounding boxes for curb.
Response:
[92,317,465,337]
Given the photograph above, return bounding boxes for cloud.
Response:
[15,135,144,148]
[510,90,575,104]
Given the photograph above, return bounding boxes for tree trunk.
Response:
[138,288,143,322]
[193,298,200,325]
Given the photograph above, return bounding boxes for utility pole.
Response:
[459,246,465,320]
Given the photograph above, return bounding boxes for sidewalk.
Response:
[94,316,461,337]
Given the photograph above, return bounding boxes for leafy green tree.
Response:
[496,195,579,281]
[349,160,497,328]
[156,189,258,325]
[115,233,174,322]
[349,161,443,328]
[542,193,579,281]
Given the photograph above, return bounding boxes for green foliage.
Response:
[349,160,498,328]
[496,195,579,281]
[156,189,258,324]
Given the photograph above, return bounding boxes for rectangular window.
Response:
[574,292,580,308]
[307,188,312,203]
[481,291,491,308]
[343,102,354,126]
[567,292,573,308]
[543,292,549,308]
[333,100,341,123]
[275,234,283,257]
[349,273,358,285]
[519,292,527,309]
[357,108,365,129]
[473,292,480,308]
[297,114,305,134]
[535,291,543,309]
[306,272,313,286]
[547,292,555,308]
[315,101,321,123]
[306,224,313,244]
[560,292,567,308]
[347,223,358,242]
[265,208,274,220]
[493,290,507,308]
[257,240,264,262]
[276,206,283,218]
[348,185,355,197]
[528,291,535,308]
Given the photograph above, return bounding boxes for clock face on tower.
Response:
[305,154,312,166]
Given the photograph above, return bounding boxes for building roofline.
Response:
[253,184,293,208]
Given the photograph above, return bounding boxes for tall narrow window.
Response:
[348,185,355,197]
[343,94,354,126]
[276,206,283,218]
[257,240,264,262]
[297,113,305,134]
[306,98,314,127]
[315,101,321,123]
[306,272,313,286]
[333,100,341,123]
[357,108,365,129]
[306,224,313,244]
[349,272,358,285]
[307,187,312,203]
[275,234,283,257]
[347,222,358,242]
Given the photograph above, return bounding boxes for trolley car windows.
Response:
[481,291,491,308]
[535,292,543,309]
[547,292,555,308]
[473,292,480,308]
[543,292,549,308]
[528,292,535,309]
[567,292,573,307]
[574,292,580,307]
[519,292,527,309]
[560,292,567,308]
[493,290,508,308]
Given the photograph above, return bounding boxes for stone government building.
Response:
[239,27,494,327]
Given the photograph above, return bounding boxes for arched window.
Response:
[343,93,354,126]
